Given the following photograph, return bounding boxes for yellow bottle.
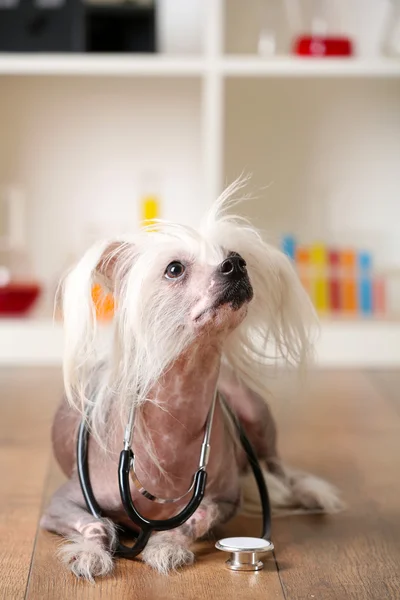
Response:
[310,243,329,313]
[142,195,159,230]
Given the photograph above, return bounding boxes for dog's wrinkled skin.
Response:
[41,189,342,580]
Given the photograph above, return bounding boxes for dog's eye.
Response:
[164,261,186,280]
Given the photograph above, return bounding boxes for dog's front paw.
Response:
[141,532,194,574]
[58,535,114,582]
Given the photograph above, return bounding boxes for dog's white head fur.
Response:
[62,179,317,446]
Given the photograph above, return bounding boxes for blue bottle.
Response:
[282,235,296,261]
[358,252,373,316]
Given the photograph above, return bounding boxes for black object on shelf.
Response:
[85,3,155,53]
[0,0,156,53]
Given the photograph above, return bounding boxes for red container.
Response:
[373,277,386,315]
[328,250,341,312]
[0,283,41,316]
[294,36,353,57]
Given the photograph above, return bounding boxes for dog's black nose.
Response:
[219,254,247,279]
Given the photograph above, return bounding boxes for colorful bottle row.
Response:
[282,236,386,316]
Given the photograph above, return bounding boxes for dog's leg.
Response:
[219,366,343,514]
[141,499,236,574]
[40,481,117,581]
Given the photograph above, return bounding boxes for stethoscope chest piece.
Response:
[215,537,274,572]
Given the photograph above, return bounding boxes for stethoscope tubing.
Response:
[77,397,271,558]
[77,419,208,557]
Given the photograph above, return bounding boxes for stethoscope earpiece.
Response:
[215,537,274,571]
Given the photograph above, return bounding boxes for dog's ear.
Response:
[96,241,122,280]
[94,240,135,294]
[61,237,136,408]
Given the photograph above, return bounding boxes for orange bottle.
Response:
[341,250,357,314]
[296,246,311,297]
[92,283,115,322]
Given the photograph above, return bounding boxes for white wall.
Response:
[0,76,203,291]
[225,77,400,275]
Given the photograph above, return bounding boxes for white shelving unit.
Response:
[3,317,400,367]
[1,0,400,366]
[221,56,400,77]
[1,55,400,78]
[0,55,208,76]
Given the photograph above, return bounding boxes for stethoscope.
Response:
[77,390,274,571]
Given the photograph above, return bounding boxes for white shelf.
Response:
[0,54,206,77]
[1,54,400,78]
[0,319,63,365]
[317,320,400,367]
[1,318,400,367]
[221,56,400,78]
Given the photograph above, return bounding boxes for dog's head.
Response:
[88,231,254,342]
[62,180,316,419]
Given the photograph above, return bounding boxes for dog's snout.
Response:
[219,254,247,278]
[213,251,253,310]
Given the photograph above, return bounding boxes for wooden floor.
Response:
[1,368,400,600]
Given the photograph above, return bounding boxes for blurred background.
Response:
[0,0,400,366]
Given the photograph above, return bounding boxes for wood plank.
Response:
[269,370,400,600]
[0,367,61,600]
[367,370,400,416]
[4,367,400,599]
